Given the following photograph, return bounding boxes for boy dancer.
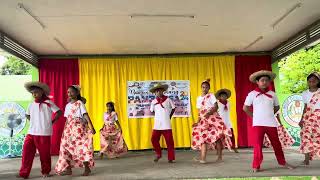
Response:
[243,70,293,172]
[18,82,62,178]
[149,83,176,163]
[216,89,238,153]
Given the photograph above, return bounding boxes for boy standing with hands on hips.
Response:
[243,70,294,172]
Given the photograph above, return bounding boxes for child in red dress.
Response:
[100,102,128,159]
[299,72,320,166]
[192,79,232,164]
[55,85,96,176]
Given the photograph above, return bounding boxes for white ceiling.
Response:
[0,0,320,55]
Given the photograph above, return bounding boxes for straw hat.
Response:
[249,70,276,83]
[24,81,50,96]
[149,83,169,93]
[71,85,81,92]
[215,89,231,99]
[307,72,320,80]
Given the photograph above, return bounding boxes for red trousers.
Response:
[151,129,175,161]
[19,134,51,178]
[252,126,286,169]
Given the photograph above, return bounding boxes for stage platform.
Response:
[1,148,320,180]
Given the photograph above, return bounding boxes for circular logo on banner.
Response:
[282,94,304,127]
[0,102,27,137]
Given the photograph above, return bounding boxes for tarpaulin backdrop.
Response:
[38,55,272,152]
[127,80,191,118]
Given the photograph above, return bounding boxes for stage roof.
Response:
[0,0,320,55]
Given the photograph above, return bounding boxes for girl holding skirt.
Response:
[299,72,320,166]
[55,85,96,176]
[192,79,232,164]
[100,102,128,159]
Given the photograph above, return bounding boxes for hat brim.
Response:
[215,89,231,99]
[249,71,276,83]
[307,72,320,80]
[24,82,50,96]
[149,84,169,93]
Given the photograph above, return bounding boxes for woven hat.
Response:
[307,72,320,80]
[149,83,169,93]
[24,81,50,96]
[215,89,231,99]
[249,70,276,83]
[71,85,81,92]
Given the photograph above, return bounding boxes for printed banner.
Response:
[127,80,190,118]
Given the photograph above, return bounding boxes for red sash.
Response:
[155,96,168,108]
[254,88,272,99]
[219,99,228,111]
[35,96,51,111]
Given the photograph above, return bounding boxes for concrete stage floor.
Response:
[0,148,319,180]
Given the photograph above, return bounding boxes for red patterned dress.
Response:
[55,100,94,174]
[100,112,128,158]
[300,90,320,160]
[191,93,232,150]
[264,125,295,148]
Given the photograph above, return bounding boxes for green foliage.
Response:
[279,44,320,94]
[0,56,32,75]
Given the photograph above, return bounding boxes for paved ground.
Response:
[0,148,319,180]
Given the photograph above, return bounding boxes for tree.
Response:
[278,43,320,94]
[0,56,32,75]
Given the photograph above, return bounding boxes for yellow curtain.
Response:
[79,55,237,150]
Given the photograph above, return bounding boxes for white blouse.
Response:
[104,112,118,123]
[301,89,320,109]
[64,100,87,119]
[196,93,217,109]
